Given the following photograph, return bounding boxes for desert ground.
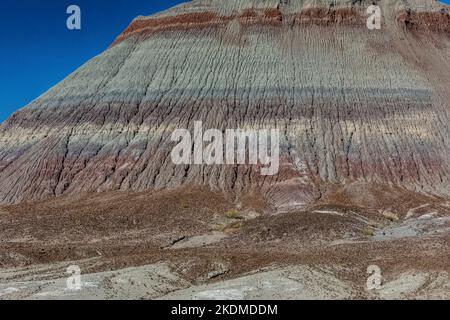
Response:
[1,184,449,300]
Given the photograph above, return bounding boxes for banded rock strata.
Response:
[0,0,449,207]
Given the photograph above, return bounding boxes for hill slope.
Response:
[0,0,449,207]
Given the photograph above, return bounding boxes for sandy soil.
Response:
[0,186,449,300]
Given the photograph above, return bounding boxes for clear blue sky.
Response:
[1,0,449,122]
[0,0,187,122]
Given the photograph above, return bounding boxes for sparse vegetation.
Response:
[179,200,189,209]
[362,226,375,237]
[223,221,243,234]
[225,209,243,220]
[385,213,399,222]
[368,221,379,228]
[386,216,396,222]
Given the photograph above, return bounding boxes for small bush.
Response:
[223,221,243,234]
[362,226,375,237]
[225,209,243,220]
[179,201,189,209]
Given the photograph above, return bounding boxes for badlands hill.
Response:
[0,0,449,208]
[1,0,450,300]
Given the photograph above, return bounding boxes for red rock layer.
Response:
[397,9,450,33]
[111,8,364,46]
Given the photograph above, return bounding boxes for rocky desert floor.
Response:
[0,184,449,300]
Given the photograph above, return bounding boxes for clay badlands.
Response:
[0,0,449,299]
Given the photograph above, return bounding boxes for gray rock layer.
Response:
[0,0,449,205]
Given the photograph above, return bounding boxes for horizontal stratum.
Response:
[0,0,450,207]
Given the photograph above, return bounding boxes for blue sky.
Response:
[0,0,186,122]
[1,0,449,122]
